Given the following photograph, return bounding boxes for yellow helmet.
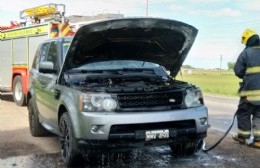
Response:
[241,29,257,44]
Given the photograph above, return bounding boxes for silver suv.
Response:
[28,18,208,166]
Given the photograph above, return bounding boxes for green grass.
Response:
[176,69,241,97]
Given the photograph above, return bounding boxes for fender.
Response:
[12,66,29,94]
[59,93,81,138]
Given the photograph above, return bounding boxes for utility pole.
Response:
[146,0,149,17]
[220,55,223,75]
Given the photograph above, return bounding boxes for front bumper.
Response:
[71,106,208,147]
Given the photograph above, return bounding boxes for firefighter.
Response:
[233,28,260,148]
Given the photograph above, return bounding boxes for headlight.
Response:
[184,88,203,108]
[80,93,118,112]
[103,98,117,111]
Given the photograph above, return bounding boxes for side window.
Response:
[31,48,41,69]
[47,42,58,71]
[32,43,50,70]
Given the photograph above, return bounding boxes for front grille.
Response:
[117,91,183,108]
[110,120,195,134]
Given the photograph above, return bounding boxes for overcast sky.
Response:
[1,0,260,69]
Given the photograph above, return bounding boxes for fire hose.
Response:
[202,111,237,152]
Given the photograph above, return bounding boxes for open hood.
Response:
[63,18,198,77]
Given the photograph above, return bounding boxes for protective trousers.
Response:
[236,98,260,141]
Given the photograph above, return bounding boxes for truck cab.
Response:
[0,4,74,106]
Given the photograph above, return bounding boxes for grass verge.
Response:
[176,69,241,97]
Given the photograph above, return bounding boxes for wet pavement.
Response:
[1,129,260,168]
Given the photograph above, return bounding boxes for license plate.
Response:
[145,129,169,141]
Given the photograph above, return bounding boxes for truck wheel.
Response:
[28,98,49,137]
[59,113,81,166]
[170,139,203,157]
[13,76,26,106]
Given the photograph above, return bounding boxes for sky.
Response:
[1,0,260,69]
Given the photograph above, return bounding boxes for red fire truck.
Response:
[0,3,74,106]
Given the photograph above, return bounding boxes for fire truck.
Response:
[0,3,74,106]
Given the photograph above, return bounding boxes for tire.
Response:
[170,139,203,157]
[59,113,81,166]
[13,76,26,106]
[28,98,49,137]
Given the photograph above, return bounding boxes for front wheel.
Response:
[59,113,81,166]
[13,76,26,106]
[170,139,203,157]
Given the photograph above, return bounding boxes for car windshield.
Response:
[73,60,160,71]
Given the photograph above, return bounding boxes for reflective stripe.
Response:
[50,24,59,38]
[247,95,260,101]
[238,129,251,136]
[253,129,260,137]
[246,66,260,74]
[239,90,260,97]
[61,25,70,37]
[239,90,260,101]
[50,31,59,38]
[0,24,48,40]
[60,23,74,37]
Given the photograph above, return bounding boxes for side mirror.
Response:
[39,61,56,73]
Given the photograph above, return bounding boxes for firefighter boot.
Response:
[248,141,260,149]
[232,133,247,144]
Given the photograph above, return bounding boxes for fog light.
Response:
[200,117,207,125]
[91,125,99,133]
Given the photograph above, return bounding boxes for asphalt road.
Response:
[204,95,239,133]
[0,93,259,168]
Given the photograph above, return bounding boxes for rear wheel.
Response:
[170,139,203,157]
[28,98,49,136]
[13,76,26,106]
[59,113,81,166]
